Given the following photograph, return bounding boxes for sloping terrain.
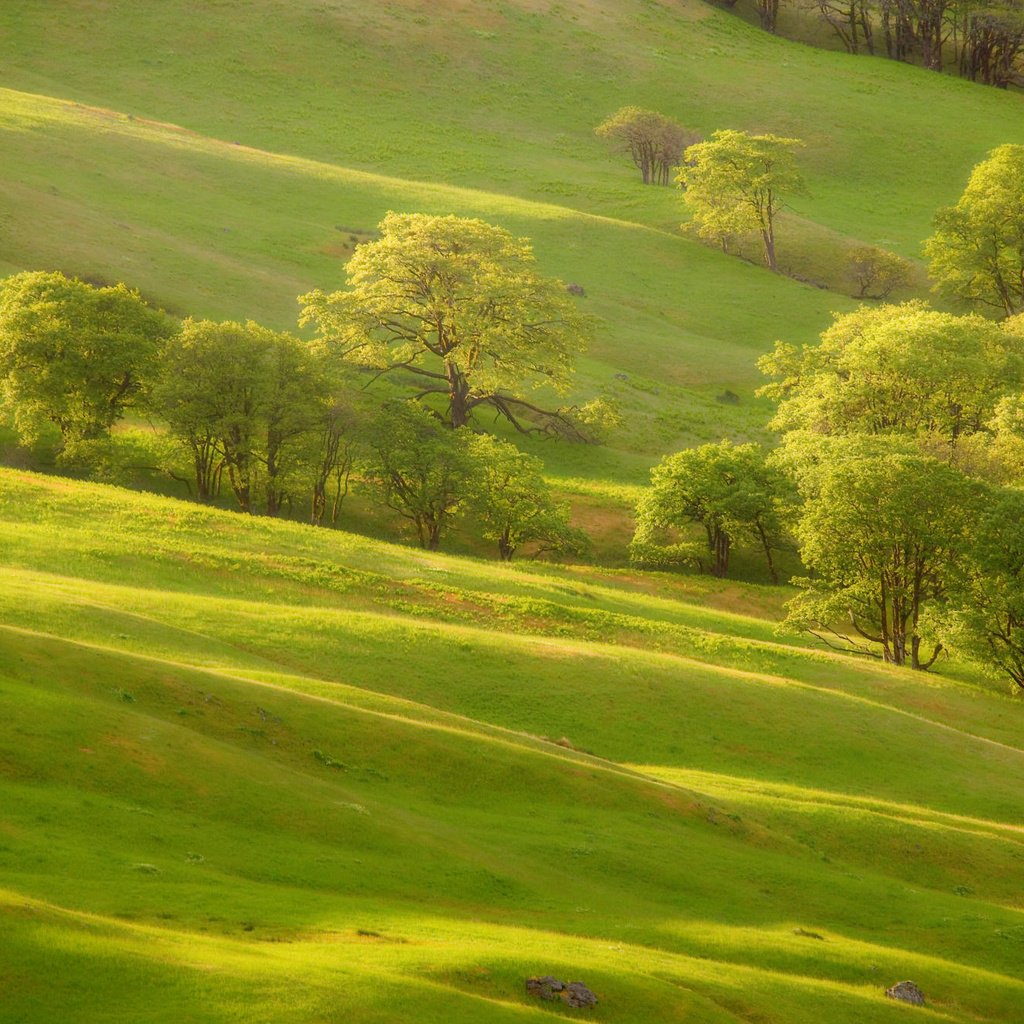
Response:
[3,1,1024,476]
[2,469,1024,1022]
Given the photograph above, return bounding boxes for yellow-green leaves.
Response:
[299,212,595,432]
[677,130,804,271]
[925,143,1024,317]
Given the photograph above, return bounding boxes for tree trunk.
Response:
[711,527,731,578]
[446,360,470,428]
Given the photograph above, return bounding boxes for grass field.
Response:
[2,469,1024,1022]
[4,2,1024,1020]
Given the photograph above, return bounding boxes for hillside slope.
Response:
[3,1,1024,476]
[2,470,1024,1022]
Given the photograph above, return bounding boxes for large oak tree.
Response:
[299,213,595,436]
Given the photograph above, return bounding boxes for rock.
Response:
[526,976,597,1008]
[564,981,598,1008]
[886,981,925,1006]
[526,976,565,1000]
[566,282,586,297]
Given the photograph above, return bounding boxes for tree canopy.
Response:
[925,144,1024,317]
[595,106,698,186]
[631,441,786,581]
[0,270,169,445]
[786,446,980,668]
[677,130,804,271]
[759,302,1024,451]
[299,213,595,436]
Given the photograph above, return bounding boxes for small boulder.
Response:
[526,976,564,1001]
[566,282,586,297]
[526,976,598,1008]
[886,980,925,1006]
[564,981,598,1008]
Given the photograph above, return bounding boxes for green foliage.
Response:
[153,319,327,514]
[944,486,1024,689]
[362,403,477,550]
[786,447,982,667]
[594,105,699,186]
[678,130,804,271]
[846,245,913,299]
[299,212,596,435]
[759,301,1024,451]
[631,440,786,581]
[925,144,1024,317]
[0,271,169,445]
[464,434,590,561]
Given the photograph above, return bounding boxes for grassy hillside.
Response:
[3,0,1024,484]
[2,469,1024,1022]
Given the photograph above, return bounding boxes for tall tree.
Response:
[786,447,980,668]
[299,213,595,436]
[925,144,1024,317]
[0,271,169,446]
[154,319,323,514]
[363,404,476,551]
[678,130,804,272]
[630,441,786,581]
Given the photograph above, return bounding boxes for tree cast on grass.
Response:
[299,212,596,437]
[678,130,804,272]
[595,106,699,186]
[925,144,1024,317]
[0,270,169,446]
[630,440,786,581]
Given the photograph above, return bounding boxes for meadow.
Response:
[3,1,1024,1020]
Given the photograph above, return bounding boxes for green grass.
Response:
[4,3,1024,1018]
[2,468,1024,1021]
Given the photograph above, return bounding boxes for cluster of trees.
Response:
[0,213,604,560]
[595,107,701,185]
[631,143,1024,689]
[731,0,1024,87]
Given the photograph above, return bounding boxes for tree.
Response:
[465,435,590,561]
[812,0,876,53]
[678,131,804,272]
[786,447,981,668]
[153,319,324,514]
[363,404,476,550]
[595,107,699,186]
[299,213,595,436]
[630,441,786,581]
[925,144,1024,317]
[0,270,169,445]
[847,245,913,299]
[758,302,1024,452]
[946,486,1024,689]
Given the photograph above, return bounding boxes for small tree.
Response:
[925,144,1024,317]
[300,213,595,436]
[465,435,589,561]
[678,130,804,272]
[0,270,169,446]
[595,107,699,186]
[630,441,786,581]
[786,449,980,668]
[847,245,913,299]
[363,404,476,550]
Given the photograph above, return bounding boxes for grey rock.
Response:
[886,980,925,1006]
